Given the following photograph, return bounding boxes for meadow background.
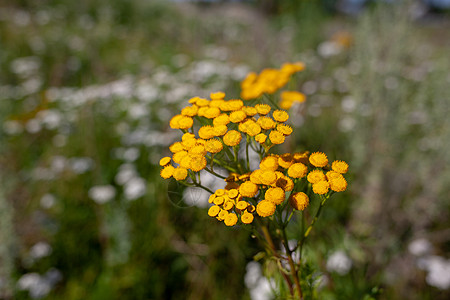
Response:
[1,0,449,299]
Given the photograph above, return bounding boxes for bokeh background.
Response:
[1,0,449,299]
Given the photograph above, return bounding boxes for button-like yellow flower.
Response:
[265,187,285,205]
[257,116,276,130]
[260,170,277,186]
[210,91,225,100]
[204,107,221,119]
[208,205,220,217]
[277,124,293,136]
[260,156,279,171]
[224,213,238,226]
[196,98,210,107]
[307,169,326,184]
[169,114,183,129]
[255,133,267,144]
[326,171,343,181]
[205,139,223,153]
[189,156,207,172]
[173,167,188,181]
[332,160,349,174]
[256,200,276,217]
[276,176,294,191]
[255,104,271,115]
[213,196,225,205]
[272,110,289,122]
[309,152,328,168]
[239,181,259,197]
[160,165,175,179]
[229,110,247,123]
[312,180,330,195]
[188,145,206,157]
[227,189,239,199]
[217,209,229,221]
[250,169,263,185]
[159,157,171,166]
[241,212,254,224]
[269,130,285,145]
[172,151,188,164]
[198,125,215,140]
[223,130,242,146]
[223,201,234,211]
[213,114,230,126]
[169,142,184,153]
[287,163,308,178]
[278,153,293,169]
[329,177,348,192]
[181,105,199,117]
[289,192,309,211]
[177,116,194,130]
[181,138,196,150]
[236,201,248,210]
[213,125,228,136]
[242,106,258,116]
[179,155,192,169]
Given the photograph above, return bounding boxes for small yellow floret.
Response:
[179,156,192,169]
[277,124,293,136]
[260,156,279,171]
[177,116,194,130]
[208,205,220,217]
[213,114,230,126]
[239,181,259,198]
[236,201,248,210]
[169,142,184,153]
[241,212,254,224]
[217,209,229,221]
[189,156,207,172]
[329,177,348,192]
[276,176,294,191]
[213,125,228,136]
[260,170,277,186]
[257,116,276,130]
[227,189,239,199]
[250,169,263,185]
[210,91,225,100]
[198,126,216,140]
[223,201,234,211]
[215,189,225,196]
[204,107,221,119]
[229,110,247,123]
[159,157,171,166]
[256,200,276,217]
[289,192,309,211]
[272,110,289,122]
[309,152,328,168]
[205,139,223,153]
[196,98,210,107]
[181,105,198,117]
[278,153,293,169]
[255,133,267,144]
[169,115,183,129]
[224,213,238,226]
[173,167,188,181]
[213,196,224,205]
[312,181,330,195]
[242,106,258,116]
[332,160,349,174]
[223,130,242,146]
[188,145,206,157]
[307,170,326,184]
[255,104,271,115]
[265,187,285,205]
[269,130,285,145]
[326,171,343,181]
[287,163,308,178]
[181,138,197,150]
[160,165,175,179]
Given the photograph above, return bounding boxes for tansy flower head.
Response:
[229,110,247,123]
[278,153,293,169]
[242,106,258,116]
[159,157,171,166]
[287,163,308,179]
[265,187,285,205]
[189,156,207,172]
[208,205,220,217]
[227,189,239,199]
[198,126,216,140]
[289,192,309,211]
[326,171,343,181]
[224,213,238,226]
[160,165,175,179]
[213,196,224,205]
[260,170,277,186]
[196,98,210,107]
[172,151,188,164]
[213,125,228,136]
[260,156,279,171]
[269,130,285,145]
[255,104,271,115]
[217,209,229,221]
[332,160,349,174]
[255,133,267,144]
[236,201,248,210]
[205,139,223,153]
[215,189,225,196]
[307,169,326,184]
[210,91,225,100]
[256,200,276,217]
[241,212,254,224]
[329,177,348,192]
[309,152,328,168]
[239,181,259,198]
[293,151,309,164]
[182,132,196,141]
[276,176,294,191]
[223,130,242,146]
[173,167,188,181]
[277,124,293,136]
[273,110,289,122]
[222,99,244,112]
[188,145,206,157]
[213,114,230,126]
[250,169,263,185]
[312,180,330,195]
[179,155,192,169]
[169,142,184,153]
[204,107,221,119]
[177,116,194,130]
[257,116,276,130]
[181,105,198,117]
[223,201,234,211]
[169,115,183,129]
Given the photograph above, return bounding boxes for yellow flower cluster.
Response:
[240,62,305,100]
[160,92,296,180]
[306,153,349,195]
[207,188,255,226]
